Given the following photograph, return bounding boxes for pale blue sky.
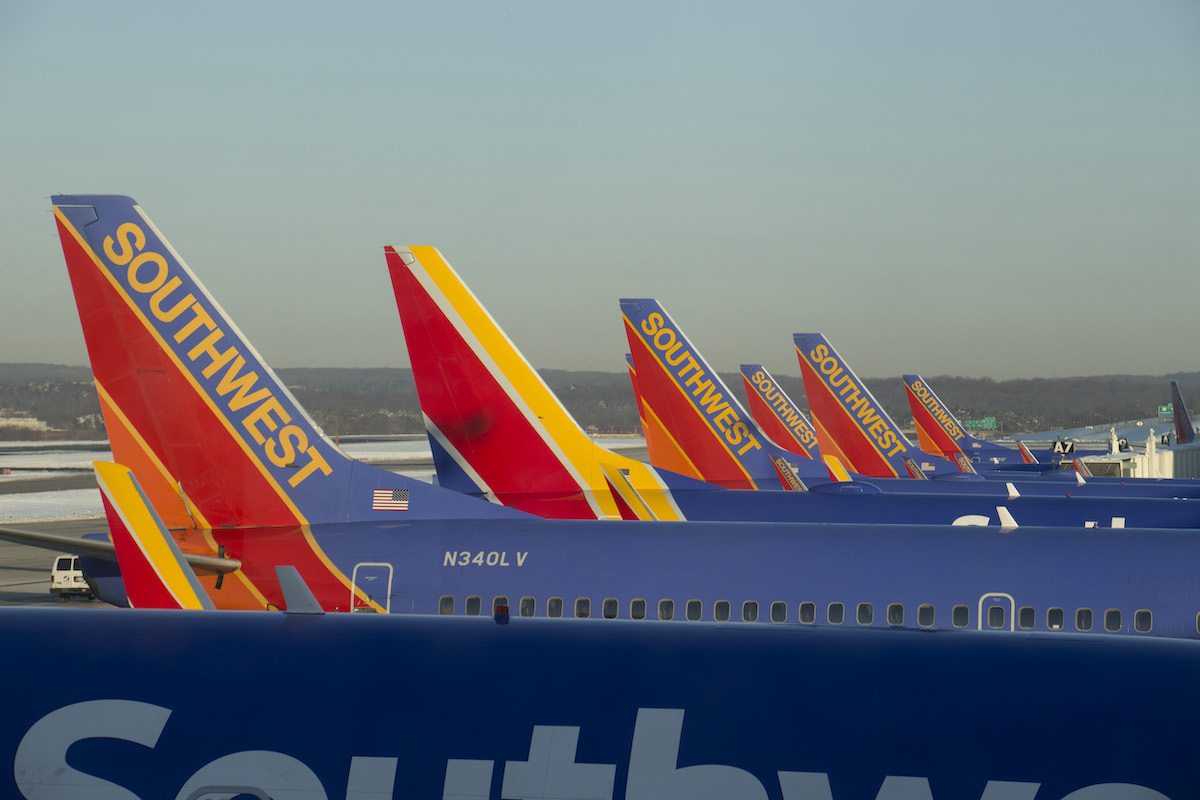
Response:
[2,1,1197,380]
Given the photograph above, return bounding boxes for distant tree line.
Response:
[0,363,1196,440]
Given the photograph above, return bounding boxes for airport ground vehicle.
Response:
[49,554,91,601]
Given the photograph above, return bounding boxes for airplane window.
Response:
[952,605,969,628]
[988,606,1005,629]
[828,602,845,625]
[631,599,646,620]
[714,600,731,622]
[548,597,563,618]
[1018,606,1035,630]
[918,604,934,628]
[770,601,786,623]
[493,596,508,614]
[575,598,591,619]
[1104,609,1121,632]
[438,596,454,615]
[1048,607,1064,630]
[659,599,674,620]
[887,603,903,627]
[1075,608,1093,632]
[466,595,481,616]
[743,601,759,622]
[603,598,618,619]
[686,600,702,621]
[1135,610,1152,633]
[857,603,873,626]
[799,602,816,624]
[520,596,535,617]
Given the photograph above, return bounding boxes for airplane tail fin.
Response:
[1072,458,1094,479]
[793,334,956,478]
[1016,441,1040,464]
[621,299,815,490]
[95,461,214,610]
[386,246,685,520]
[626,354,705,482]
[902,375,970,460]
[903,374,1027,470]
[1171,381,1195,445]
[53,195,521,528]
[740,365,821,461]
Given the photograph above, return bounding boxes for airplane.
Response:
[384,244,695,521]
[622,299,1200,500]
[4,608,1198,799]
[793,333,982,479]
[1171,380,1194,446]
[740,364,822,462]
[385,254,1200,527]
[796,333,1200,492]
[902,374,1105,467]
[75,415,1200,645]
[39,194,1200,637]
[621,298,856,491]
[387,243,1030,521]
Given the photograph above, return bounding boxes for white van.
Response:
[50,555,92,601]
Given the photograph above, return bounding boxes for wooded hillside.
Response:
[1,363,1195,440]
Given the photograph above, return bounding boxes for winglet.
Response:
[996,506,1019,532]
[275,566,324,614]
[822,455,854,483]
[95,461,215,610]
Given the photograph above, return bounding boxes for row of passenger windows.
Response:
[437,595,1155,633]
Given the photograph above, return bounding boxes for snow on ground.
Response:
[0,437,643,523]
[0,448,111,473]
[0,489,103,523]
[335,438,435,462]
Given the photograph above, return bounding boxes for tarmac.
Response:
[0,518,112,607]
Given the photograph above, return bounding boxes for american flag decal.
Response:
[372,489,410,511]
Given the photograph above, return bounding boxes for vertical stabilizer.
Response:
[386,246,686,520]
[621,299,816,490]
[793,334,958,478]
[740,365,821,461]
[903,375,1025,467]
[54,195,521,527]
[902,375,967,460]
